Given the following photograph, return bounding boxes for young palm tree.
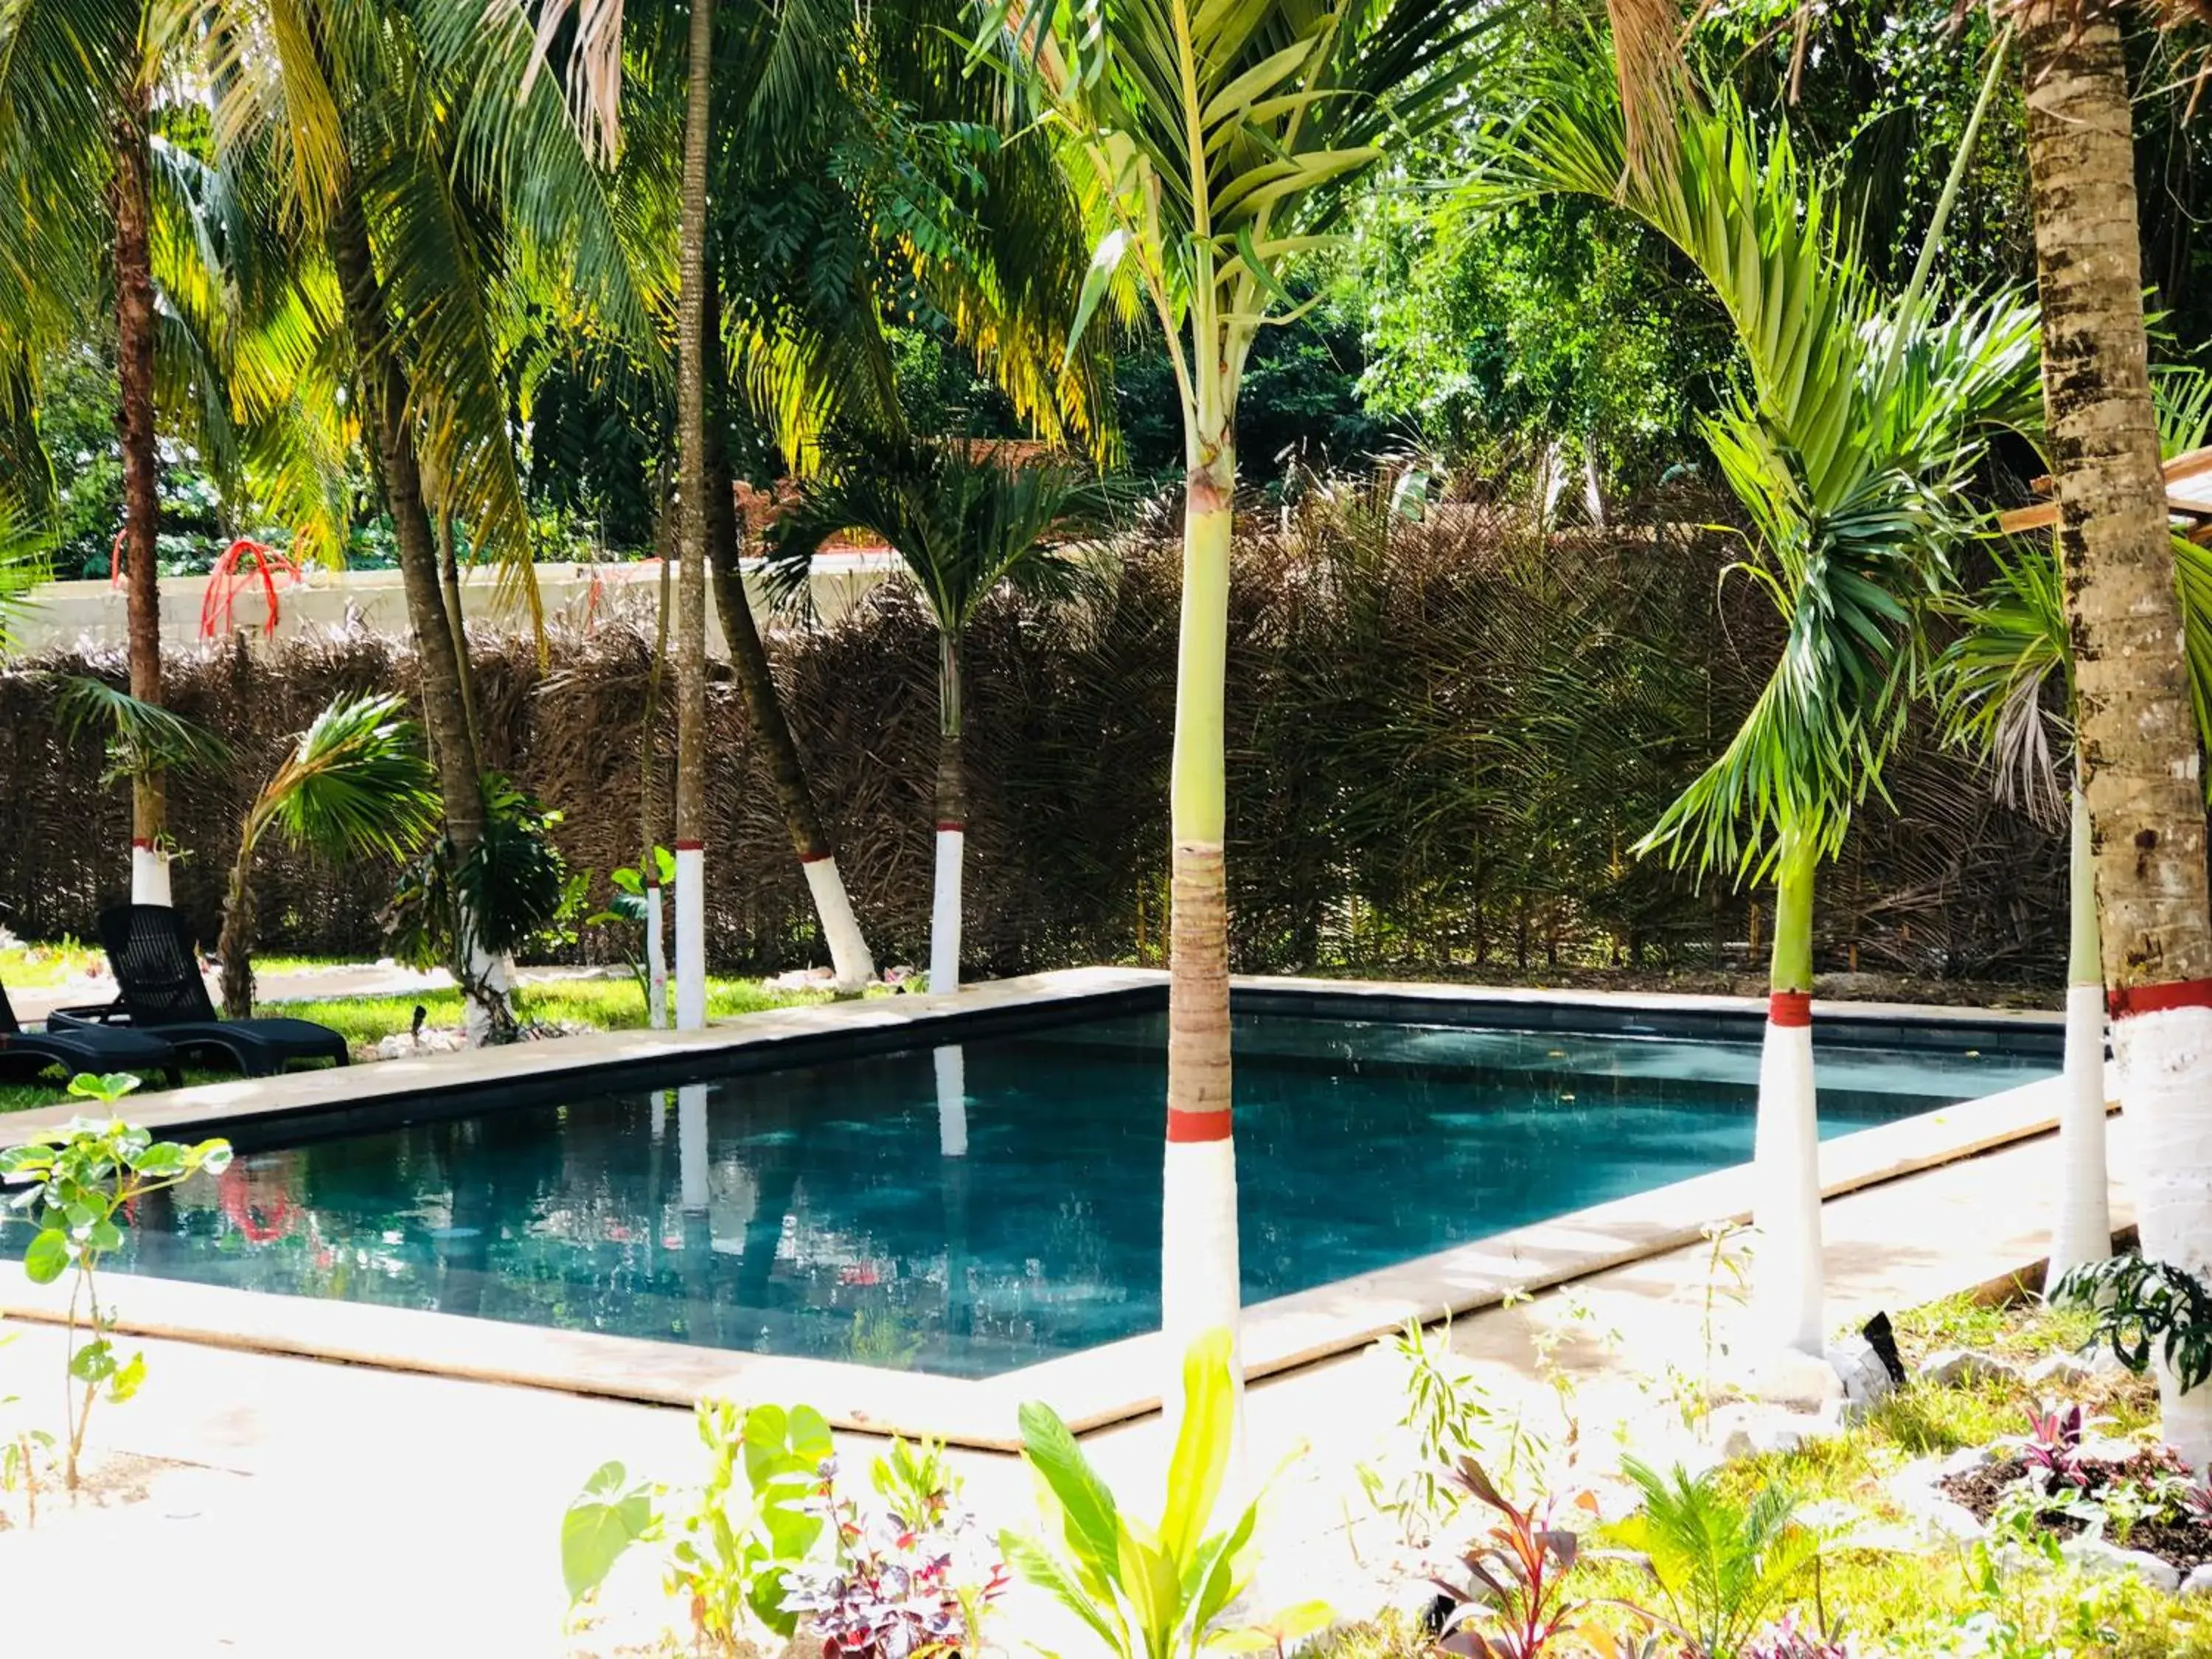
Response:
[1478,57,2038,1359]
[761,432,1117,992]
[218,694,440,1018]
[980,0,1500,1411]
[2017,1,2212,1470]
[1938,549,2108,1287]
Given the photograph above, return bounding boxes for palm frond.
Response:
[253,692,441,862]
[51,674,234,779]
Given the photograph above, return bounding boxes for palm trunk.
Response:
[672,0,714,1033]
[2048,781,2112,1289]
[642,545,672,1029]
[1161,434,1242,1399]
[437,508,481,748]
[218,830,259,1020]
[328,189,509,1044]
[113,75,167,905]
[2022,1,2212,1469]
[1754,825,1824,1358]
[931,631,966,994]
[700,283,874,990]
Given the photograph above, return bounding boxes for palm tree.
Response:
[2017,0,2212,1470]
[1938,547,2107,1289]
[217,694,440,1018]
[672,0,716,1032]
[980,0,1498,1416]
[761,432,1117,992]
[1476,55,2039,1359]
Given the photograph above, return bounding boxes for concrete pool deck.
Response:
[0,1103,2132,1655]
[0,970,2066,1447]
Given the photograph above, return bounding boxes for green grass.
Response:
[0,975,846,1114]
[0,936,105,990]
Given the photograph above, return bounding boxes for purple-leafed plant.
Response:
[1741,1612,1854,1659]
[780,1441,1007,1659]
[2018,1405,2089,1492]
[2180,1478,2212,1527]
[1427,1458,1597,1659]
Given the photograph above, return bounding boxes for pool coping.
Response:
[0,969,2070,1449]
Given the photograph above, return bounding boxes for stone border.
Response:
[0,972,2069,1448]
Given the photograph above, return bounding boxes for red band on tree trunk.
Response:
[1166,1108,1233,1144]
[131,838,154,850]
[936,821,965,833]
[2107,978,2212,1020]
[799,852,830,864]
[1768,990,1812,1027]
[674,839,703,852]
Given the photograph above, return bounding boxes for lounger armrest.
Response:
[48,1000,130,1027]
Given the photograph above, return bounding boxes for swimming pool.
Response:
[7,991,2056,1380]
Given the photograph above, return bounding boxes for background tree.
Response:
[218,693,440,1017]
[762,431,1116,992]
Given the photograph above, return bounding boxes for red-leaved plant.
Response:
[1428,1458,1599,1659]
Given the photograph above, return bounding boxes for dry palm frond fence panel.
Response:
[0,491,2068,981]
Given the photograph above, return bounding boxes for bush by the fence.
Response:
[0,487,2066,981]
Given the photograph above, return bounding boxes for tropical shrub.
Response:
[0,1074,232,1489]
[1004,1329,1321,1659]
[1427,1458,1598,1659]
[1605,1458,1822,1659]
[2052,1256,2212,1397]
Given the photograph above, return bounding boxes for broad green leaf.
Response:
[22,1228,68,1284]
[69,1338,116,1384]
[1018,1398,1122,1588]
[560,1464,655,1601]
[1159,1328,1235,1568]
[1063,228,1130,370]
[107,1350,146,1403]
[1001,1528,1124,1653]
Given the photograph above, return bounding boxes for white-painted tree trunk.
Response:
[930,829,963,995]
[675,842,706,1031]
[1161,1133,1245,1445]
[934,1044,967,1157]
[1753,1005,1826,1357]
[131,841,171,905]
[803,855,874,990]
[2048,785,2112,1290]
[461,942,516,1047]
[644,877,669,1030]
[2112,1002,2212,1469]
[678,1082,710,1215]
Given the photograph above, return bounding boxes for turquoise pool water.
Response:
[17,1006,2054,1378]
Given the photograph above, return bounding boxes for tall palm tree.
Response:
[218,693,441,1017]
[981,0,1499,1420]
[2015,9,2212,1457]
[761,431,1117,992]
[671,0,716,1032]
[1476,55,2039,1359]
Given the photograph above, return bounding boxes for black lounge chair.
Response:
[49,905,350,1079]
[0,980,183,1089]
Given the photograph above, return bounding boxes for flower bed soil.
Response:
[1941,1452,2212,1575]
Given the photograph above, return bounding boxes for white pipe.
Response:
[929,828,964,995]
[131,841,171,905]
[644,878,669,1029]
[1753,1007,1825,1357]
[678,1082,710,1215]
[675,843,706,1031]
[802,855,875,990]
[2112,1001,2212,1471]
[2048,982,2112,1287]
[934,1045,968,1158]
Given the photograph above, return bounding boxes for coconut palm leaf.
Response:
[51,675,234,781]
[759,431,1121,633]
[250,692,440,862]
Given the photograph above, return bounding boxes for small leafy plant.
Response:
[586,846,675,1017]
[2015,1404,2090,1493]
[1,1077,232,1489]
[1606,1458,1822,1659]
[1739,1612,1851,1659]
[1003,1328,1311,1659]
[561,1399,832,1652]
[1427,1457,1598,1659]
[781,1435,1007,1659]
[2052,1256,2212,1395]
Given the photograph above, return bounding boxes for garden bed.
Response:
[1940,1447,2212,1576]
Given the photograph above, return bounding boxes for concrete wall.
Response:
[6,552,900,659]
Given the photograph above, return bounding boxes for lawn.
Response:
[0,974,849,1113]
